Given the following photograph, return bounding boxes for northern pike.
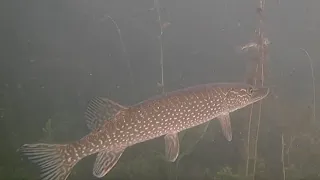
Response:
[19,82,269,180]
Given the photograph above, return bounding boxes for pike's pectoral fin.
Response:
[164,133,180,162]
[217,113,232,141]
[93,148,125,178]
[85,97,127,130]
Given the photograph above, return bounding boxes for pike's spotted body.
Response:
[19,83,269,180]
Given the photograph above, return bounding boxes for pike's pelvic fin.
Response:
[92,148,125,178]
[217,113,232,141]
[164,133,180,162]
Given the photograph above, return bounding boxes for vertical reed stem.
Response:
[105,15,133,85]
[154,0,165,94]
[300,48,316,123]
[281,133,286,180]
[243,0,269,178]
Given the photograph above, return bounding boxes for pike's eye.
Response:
[248,87,254,94]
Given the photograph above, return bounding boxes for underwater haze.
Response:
[1,0,320,180]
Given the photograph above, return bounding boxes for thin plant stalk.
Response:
[245,104,254,176]
[300,48,316,123]
[245,63,260,176]
[281,133,286,180]
[252,100,263,176]
[252,40,267,179]
[107,16,127,56]
[105,15,133,84]
[154,0,165,94]
[286,135,296,165]
[243,0,269,178]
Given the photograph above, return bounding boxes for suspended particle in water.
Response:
[161,22,171,29]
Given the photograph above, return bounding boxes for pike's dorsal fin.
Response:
[164,133,180,162]
[217,113,232,141]
[93,148,125,178]
[85,97,127,130]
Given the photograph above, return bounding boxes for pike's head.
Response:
[220,83,269,112]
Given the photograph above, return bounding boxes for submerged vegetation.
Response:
[242,0,269,178]
[1,0,320,180]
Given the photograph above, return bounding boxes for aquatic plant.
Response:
[152,0,170,93]
[41,118,54,142]
[299,48,316,123]
[214,166,242,180]
[153,0,164,93]
[276,101,320,180]
[281,133,286,180]
[240,0,269,178]
[102,15,133,85]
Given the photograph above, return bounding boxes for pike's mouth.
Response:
[252,87,270,102]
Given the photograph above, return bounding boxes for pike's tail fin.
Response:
[18,143,79,180]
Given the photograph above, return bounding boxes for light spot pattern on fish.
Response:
[19,82,269,180]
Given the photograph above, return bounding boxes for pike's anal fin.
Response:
[164,133,180,162]
[93,148,125,178]
[217,113,233,141]
[85,97,127,130]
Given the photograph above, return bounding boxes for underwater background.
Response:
[1,0,320,179]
